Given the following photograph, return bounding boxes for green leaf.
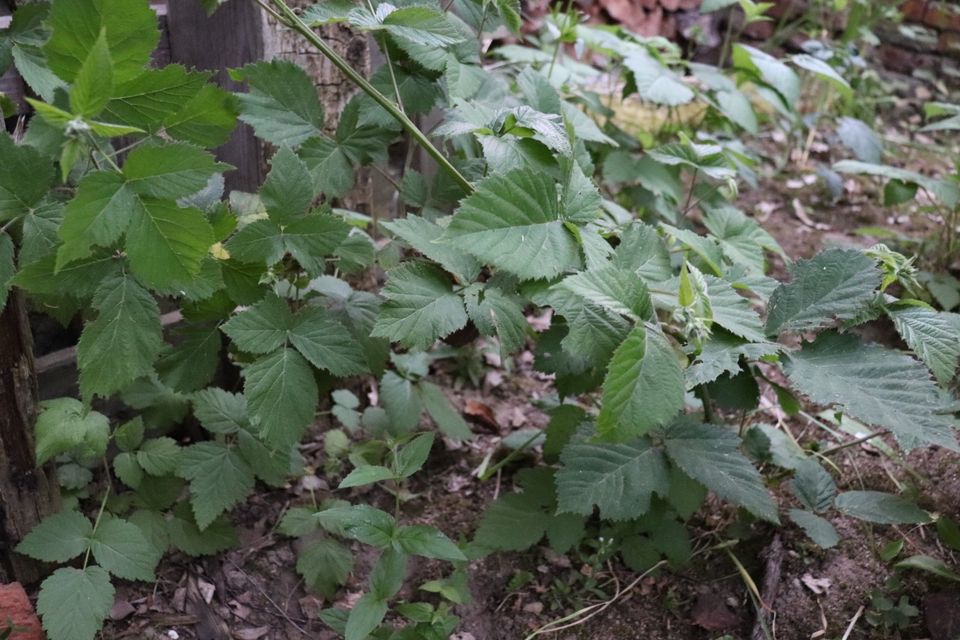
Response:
[834,491,931,524]
[231,59,325,146]
[70,29,112,117]
[788,509,839,548]
[102,65,207,129]
[136,437,180,476]
[260,147,315,222]
[340,465,396,488]
[732,44,800,106]
[705,276,766,342]
[895,555,960,582]
[395,433,435,478]
[115,416,145,452]
[89,516,161,581]
[419,381,473,440]
[297,538,354,596]
[56,171,135,267]
[222,294,293,354]
[167,503,238,557]
[345,594,388,640]
[596,325,684,440]
[888,304,960,385]
[703,206,783,273]
[937,516,960,551]
[299,135,355,198]
[791,54,851,97]
[556,430,669,521]
[380,371,422,434]
[624,50,694,106]
[834,160,960,208]
[382,215,481,283]
[176,442,255,529]
[76,274,163,400]
[559,265,652,321]
[34,398,109,465]
[350,4,462,49]
[290,306,369,376]
[790,458,837,513]
[371,262,468,350]
[244,348,318,446]
[156,324,222,393]
[126,199,216,289]
[124,142,230,199]
[45,0,159,83]
[766,249,881,333]
[302,0,355,25]
[16,509,92,563]
[36,567,114,640]
[664,421,779,522]
[474,493,549,551]
[0,133,54,222]
[163,84,239,148]
[444,169,581,280]
[316,505,396,548]
[113,452,143,488]
[686,331,778,388]
[784,332,959,450]
[283,213,352,273]
[837,117,882,164]
[464,284,529,357]
[395,525,466,561]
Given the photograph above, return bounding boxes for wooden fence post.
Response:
[166,0,372,211]
[0,292,59,585]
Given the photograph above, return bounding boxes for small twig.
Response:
[840,605,864,640]
[522,561,667,639]
[226,560,309,635]
[751,535,784,640]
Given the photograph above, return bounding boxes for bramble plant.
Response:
[1,0,959,639]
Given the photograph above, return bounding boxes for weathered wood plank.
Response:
[166,0,266,191]
[0,292,59,585]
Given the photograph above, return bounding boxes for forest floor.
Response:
[95,74,960,640]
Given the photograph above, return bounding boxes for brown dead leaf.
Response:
[464,399,499,430]
[109,599,137,621]
[233,626,271,640]
[690,593,738,631]
[801,573,832,595]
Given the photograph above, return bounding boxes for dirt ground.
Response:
[91,74,960,640]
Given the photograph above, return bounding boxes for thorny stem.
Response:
[263,0,475,195]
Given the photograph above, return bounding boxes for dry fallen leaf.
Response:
[464,399,499,430]
[801,573,832,595]
[233,626,271,640]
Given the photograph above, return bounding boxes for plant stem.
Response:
[83,458,114,569]
[479,430,543,481]
[264,0,475,195]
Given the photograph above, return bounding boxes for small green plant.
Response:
[280,433,467,639]
[865,578,919,631]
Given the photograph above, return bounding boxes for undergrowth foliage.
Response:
[1,0,958,638]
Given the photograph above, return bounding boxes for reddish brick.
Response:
[0,583,43,640]
[902,0,930,23]
[923,1,960,32]
[939,29,960,56]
